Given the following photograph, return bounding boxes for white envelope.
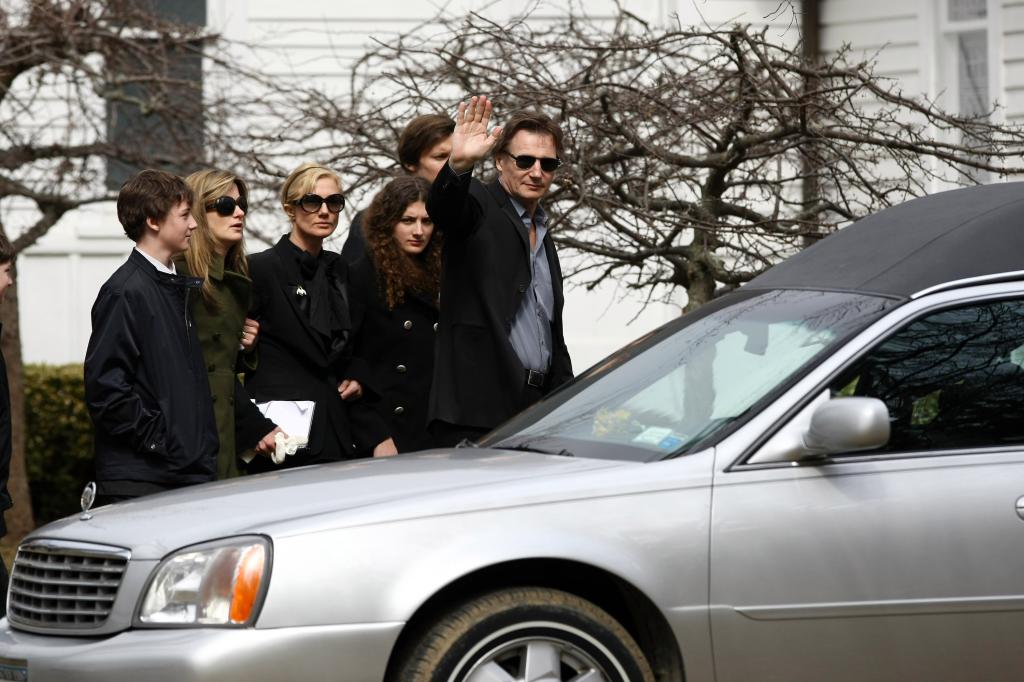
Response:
[254,400,316,441]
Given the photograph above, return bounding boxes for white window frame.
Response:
[936,0,1002,124]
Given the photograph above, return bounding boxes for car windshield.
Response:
[483,289,893,461]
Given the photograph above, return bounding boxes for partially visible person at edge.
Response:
[178,169,282,478]
[341,113,454,264]
[426,96,573,447]
[0,233,16,614]
[349,176,441,452]
[244,162,396,472]
[85,169,218,506]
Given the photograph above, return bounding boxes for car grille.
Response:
[8,540,130,629]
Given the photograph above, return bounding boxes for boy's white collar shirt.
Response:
[134,247,177,275]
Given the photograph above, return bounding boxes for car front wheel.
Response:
[395,586,655,682]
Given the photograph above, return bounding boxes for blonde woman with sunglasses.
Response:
[179,169,281,478]
[242,162,394,473]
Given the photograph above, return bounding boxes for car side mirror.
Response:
[747,394,890,464]
[802,397,890,456]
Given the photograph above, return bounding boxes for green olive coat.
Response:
[178,254,274,478]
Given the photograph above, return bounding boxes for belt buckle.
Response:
[526,370,545,388]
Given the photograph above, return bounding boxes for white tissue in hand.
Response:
[273,432,308,464]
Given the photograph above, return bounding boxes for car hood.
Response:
[29,449,629,559]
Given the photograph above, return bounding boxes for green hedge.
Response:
[25,364,93,525]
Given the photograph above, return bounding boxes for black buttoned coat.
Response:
[349,256,438,452]
[426,164,573,431]
[244,237,388,471]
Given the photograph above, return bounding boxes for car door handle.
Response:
[1016,496,1024,521]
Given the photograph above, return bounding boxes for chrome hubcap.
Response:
[462,636,609,682]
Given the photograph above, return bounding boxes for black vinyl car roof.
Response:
[745,182,1024,299]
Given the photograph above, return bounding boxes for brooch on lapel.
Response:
[295,285,307,297]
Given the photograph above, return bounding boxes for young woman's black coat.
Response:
[348,255,438,452]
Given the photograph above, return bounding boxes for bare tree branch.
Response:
[254,11,1024,309]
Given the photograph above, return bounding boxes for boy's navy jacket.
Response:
[85,249,218,485]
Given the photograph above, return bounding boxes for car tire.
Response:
[394,586,655,682]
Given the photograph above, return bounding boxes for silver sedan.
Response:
[2,183,1024,681]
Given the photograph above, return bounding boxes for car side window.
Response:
[830,299,1024,454]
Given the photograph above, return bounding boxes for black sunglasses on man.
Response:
[507,154,562,173]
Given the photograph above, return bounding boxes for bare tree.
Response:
[0,0,271,537]
[264,8,1024,311]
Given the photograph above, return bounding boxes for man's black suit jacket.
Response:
[426,163,573,431]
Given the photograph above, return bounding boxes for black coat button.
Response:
[207,363,216,372]
[433,322,438,332]
[396,364,407,373]
[518,284,527,293]
[394,406,405,415]
[403,320,413,330]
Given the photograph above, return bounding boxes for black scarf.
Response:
[289,242,351,360]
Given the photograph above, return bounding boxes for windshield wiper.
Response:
[495,441,575,457]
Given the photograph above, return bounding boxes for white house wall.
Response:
[821,1,925,98]
[671,0,799,29]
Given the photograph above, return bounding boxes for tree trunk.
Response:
[800,0,824,246]
[683,260,717,313]
[2,259,35,540]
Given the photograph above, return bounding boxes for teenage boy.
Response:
[0,232,15,613]
[85,169,218,505]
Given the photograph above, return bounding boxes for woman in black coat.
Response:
[349,176,441,452]
[244,162,392,472]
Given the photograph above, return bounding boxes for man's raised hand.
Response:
[448,95,503,173]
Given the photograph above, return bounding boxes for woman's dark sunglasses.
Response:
[205,196,248,217]
[508,153,562,172]
[292,193,346,214]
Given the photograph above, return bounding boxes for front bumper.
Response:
[0,619,403,682]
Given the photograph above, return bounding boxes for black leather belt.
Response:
[525,369,547,388]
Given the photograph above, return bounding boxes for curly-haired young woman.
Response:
[349,175,441,452]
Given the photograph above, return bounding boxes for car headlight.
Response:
[137,536,271,627]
